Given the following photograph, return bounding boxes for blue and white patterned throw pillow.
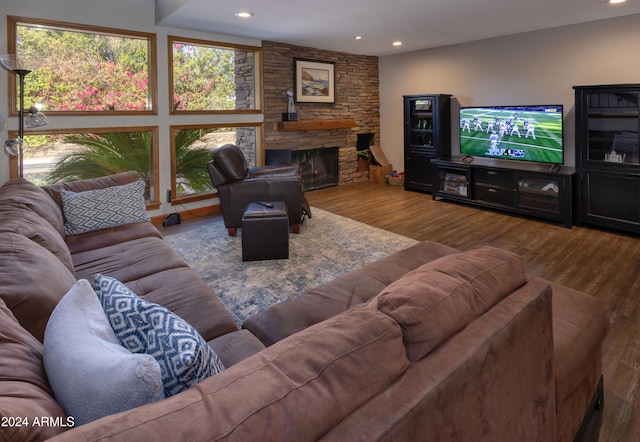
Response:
[61,179,150,235]
[94,274,225,397]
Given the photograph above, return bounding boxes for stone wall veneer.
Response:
[262,41,380,184]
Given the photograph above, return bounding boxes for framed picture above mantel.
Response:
[294,58,335,104]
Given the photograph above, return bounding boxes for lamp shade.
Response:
[26,107,48,128]
[4,139,22,157]
[0,54,40,72]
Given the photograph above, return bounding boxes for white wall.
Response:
[378,14,640,170]
[0,0,261,216]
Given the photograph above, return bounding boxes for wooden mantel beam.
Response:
[277,119,356,131]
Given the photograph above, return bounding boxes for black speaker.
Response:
[162,213,181,227]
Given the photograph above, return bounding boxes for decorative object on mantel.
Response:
[294,58,335,104]
[277,119,355,132]
[1,54,48,178]
[282,89,298,121]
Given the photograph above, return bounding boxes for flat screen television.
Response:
[459,105,564,165]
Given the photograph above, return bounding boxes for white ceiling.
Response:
[155,0,640,56]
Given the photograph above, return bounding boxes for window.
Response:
[6,16,159,205]
[169,36,261,113]
[170,124,261,203]
[168,36,263,203]
[6,17,264,212]
[13,127,160,207]
[8,16,157,115]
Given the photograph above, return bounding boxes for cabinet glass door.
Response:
[517,176,560,213]
[438,168,469,197]
[587,91,639,165]
[409,98,434,147]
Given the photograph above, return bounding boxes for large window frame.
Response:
[7,15,158,116]
[169,123,263,205]
[9,126,161,209]
[5,16,266,212]
[168,35,262,115]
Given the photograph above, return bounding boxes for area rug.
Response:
[163,208,418,325]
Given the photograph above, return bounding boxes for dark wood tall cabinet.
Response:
[403,94,452,192]
[574,84,640,234]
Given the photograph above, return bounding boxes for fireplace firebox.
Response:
[265,147,338,191]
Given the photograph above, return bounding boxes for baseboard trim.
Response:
[151,204,220,227]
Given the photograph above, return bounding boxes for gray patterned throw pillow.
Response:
[94,274,225,397]
[61,179,150,235]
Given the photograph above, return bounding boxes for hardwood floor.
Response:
[168,181,639,441]
[304,182,640,442]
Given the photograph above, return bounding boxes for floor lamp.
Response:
[1,54,46,179]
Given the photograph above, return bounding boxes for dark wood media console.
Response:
[432,158,576,228]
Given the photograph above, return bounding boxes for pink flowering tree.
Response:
[171,42,235,111]
[18,26,151,111]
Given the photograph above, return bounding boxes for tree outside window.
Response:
[10,16,156,114]
[6,18,263,207]
[169,36,261,113]
[171,125,260,202]
[17,128,159,205]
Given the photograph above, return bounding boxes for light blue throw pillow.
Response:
[60,179,150,235]
[94,274,225,397]
[43,279,164,425]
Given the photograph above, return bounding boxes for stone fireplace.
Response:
[261,41,380,187]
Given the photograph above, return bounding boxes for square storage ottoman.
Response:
[242,201,289,261]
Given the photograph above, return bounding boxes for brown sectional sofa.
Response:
[0,172,609,441]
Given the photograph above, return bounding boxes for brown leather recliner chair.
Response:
[206,144,311,236]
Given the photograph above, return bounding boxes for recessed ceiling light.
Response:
[607,0,626,3]
[355,35,363,40]
[235,11,254,18]
[392,41,403,46]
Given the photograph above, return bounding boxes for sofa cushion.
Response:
[371,246,527,361]
[244,240,460,346]
[65,221,163,255]
[0,232,77,342]
[43,280,164,425]
[94,274,225,397]
[207,330,266,368]
[71,236,239,341]
[0,178,66,236]
[61,179,150,235]
[0,298,69,440]
[0,199,74,273]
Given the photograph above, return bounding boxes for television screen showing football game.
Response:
[459,105,564,165]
